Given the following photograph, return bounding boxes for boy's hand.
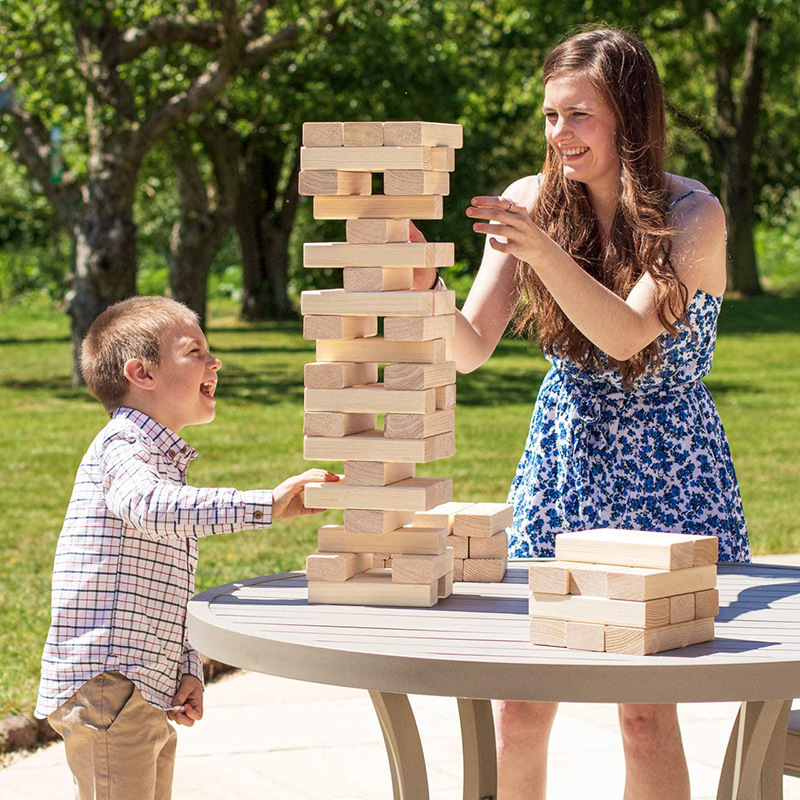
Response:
[273,469,339,520]
[168,674,203,726]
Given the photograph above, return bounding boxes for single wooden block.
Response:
[469,530,508,559]
[412,501,474,533]
[438,571,454,598]
[392,549,454,584]
[384,315,456,341]
[303,242,454,268]
[343,509,417,534]
[344,461,416,486]
[605,617,715,655]
[314,195,443,220]
[435,384,457,409]
[694,588,720,618]
[565,622,606,652]
[304,430,455,463]
[530,617,568,648]
[452,503,514,539]
[303,412,376,437]
[318,523,445,555]
[681,534,719,565]
[462,556,508,582]
[528,592,670,628]
[343,268,414,292]
[453,558,464,581]
[384,170,450,196]
[384,408,455,439]
[568,563,613,596]
[554,529,696,571]
[317,338,446,366]
[346,218,411,243]
[528,562,571,595]
[301,146,453,172]
[384,361,457,390]
[304,361,378,389]
[446,534,468,559]
[305,477,453,512]
[308,568,439,607]
[306,552,372,582]
[298,170,371,196]
[669,593,696,624]
[302,288,455,317]
[342,121,384,146]
[605,563,717,601]
[302,122,343,147]
[305,385,435,415]
[303,315,377,341]
[383,121,463,148]
[372,553,391,568]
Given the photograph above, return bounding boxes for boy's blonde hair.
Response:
[81,296,199,414]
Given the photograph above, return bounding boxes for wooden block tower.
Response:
[300,120,463,607]
[528,529,720,654]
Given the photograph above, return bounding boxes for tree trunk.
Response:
[721,164,762,296]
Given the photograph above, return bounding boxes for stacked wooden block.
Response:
[300,120,462,607]
[528,529,719,655]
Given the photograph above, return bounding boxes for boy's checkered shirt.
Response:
[35,407,272,718]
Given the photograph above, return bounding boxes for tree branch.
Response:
[736,15,767,160]
[241,0,275,39]
[118,17,222,63]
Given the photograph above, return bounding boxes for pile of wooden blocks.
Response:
[300,120,463,607]
[528,529,719,655]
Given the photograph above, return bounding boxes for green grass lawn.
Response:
[0,294,798,718]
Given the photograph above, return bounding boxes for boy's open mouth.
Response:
[200,380,216,399]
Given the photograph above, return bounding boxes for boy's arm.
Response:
[100,431,272,541]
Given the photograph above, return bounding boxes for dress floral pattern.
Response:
[507,192,750,563]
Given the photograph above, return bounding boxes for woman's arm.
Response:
[468,191,726,362]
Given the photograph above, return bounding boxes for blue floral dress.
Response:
[507,191,750,563]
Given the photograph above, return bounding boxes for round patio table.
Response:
[187,561,800,800]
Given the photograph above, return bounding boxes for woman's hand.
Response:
[466,195,544,264]
[408,222,439,290]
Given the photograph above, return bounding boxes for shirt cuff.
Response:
[241,489,273,527]
[182,645,205,683]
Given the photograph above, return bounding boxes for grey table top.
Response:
[187,562,800,704]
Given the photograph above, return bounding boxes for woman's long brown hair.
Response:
[515,28,689,386]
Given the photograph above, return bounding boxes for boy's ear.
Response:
[123,358,157,391]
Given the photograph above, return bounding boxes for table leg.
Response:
[369,691,429,800]
[716,699,792,800]
[457,698,497,800]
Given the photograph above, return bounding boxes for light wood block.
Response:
[314,195,443,220]
[438,571,454,598]
[384,315,456,341]
[463,556,508,582]
[304,242,454,268]
[446,534,468,559]
[302,146,454,172]
[304,430,455,463]
[343,268,414,292]
[695,588,720,618]
[469,530,508,559]
[317,338,446,365]
[392,549,454,584]
[343,121,384,146]
[305,477,453,512]
[302,288,455,317]
[453,558,464,581]
[670,593,696,624]
[568,563,613,596]
[383,121,463,148]
[305,385,435,415]
[453,503,513,539]
[530,618,568,648]
[605,617,715,655]
[372,552,391,568]
[344,461,415,486]
[435,384,456,409]
[385,170,450,196]
[318,524,445,555]
[306,552,372,582]
[554,529,696,571]
[529,592,670,628]
[298,170,371,196]
[308,568,438,607]
[606,563,717,601]
[528,562,570,595]
[384,361,456,390]
[682,534,719,565]
[302,122,343,147]
[412,501,474,533]
[384,408,455,439]
[346,218,411,243]
[343,509,416,534]
[566,622,606,652]
[303,315,377,340]
[304,361,378,389]
[303,412,376,438]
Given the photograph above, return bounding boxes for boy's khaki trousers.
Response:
[48,671,177,800]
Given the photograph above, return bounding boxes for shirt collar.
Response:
[113,407,198,467]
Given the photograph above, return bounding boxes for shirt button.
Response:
[253,510,263,520]
[168,449,176,458]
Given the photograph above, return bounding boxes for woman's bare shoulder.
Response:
[502,174,542,214]
[664,172,714,202]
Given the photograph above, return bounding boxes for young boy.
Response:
[34,296,337,800]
